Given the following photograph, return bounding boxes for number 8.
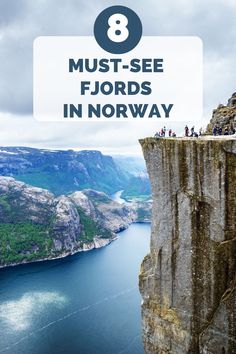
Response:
[107,14,129,43]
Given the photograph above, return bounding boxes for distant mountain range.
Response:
[0,147,150,198]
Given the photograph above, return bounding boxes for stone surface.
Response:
[139,137,236,354]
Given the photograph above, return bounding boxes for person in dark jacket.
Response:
[185,125,189,137]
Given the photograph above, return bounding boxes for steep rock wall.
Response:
[139,137,236,354]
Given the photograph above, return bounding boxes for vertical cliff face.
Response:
[139,137,236,354]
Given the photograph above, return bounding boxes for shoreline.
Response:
[0,188,151,270]
[0,221,151,270]
[0,235,118,270]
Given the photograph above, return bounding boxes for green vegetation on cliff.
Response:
[0,195,11,213]
[76,206,112,242]
[0,222,53,265]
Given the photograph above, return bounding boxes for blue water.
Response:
[0,223,150,354]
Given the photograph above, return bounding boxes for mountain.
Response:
[0,147,127,196]
[0,147,151,199]
[0,177,151,268]
[71,189,152,227]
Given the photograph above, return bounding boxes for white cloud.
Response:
[0,112,209,154]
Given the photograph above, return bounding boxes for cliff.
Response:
[139,136,236,353]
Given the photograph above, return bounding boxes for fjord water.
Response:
[0,222,150,354]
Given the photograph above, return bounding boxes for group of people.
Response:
[184,125,202,138]
[212,124,235,136]
[154,126,200,139]
[154,123,236,139]
[154,127,177,138]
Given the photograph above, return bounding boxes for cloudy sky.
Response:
[0,0,235,155]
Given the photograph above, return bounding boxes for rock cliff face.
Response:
[139,137,236,353]
[70,189,135,232]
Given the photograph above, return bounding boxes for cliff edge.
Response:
[139,137,236,353]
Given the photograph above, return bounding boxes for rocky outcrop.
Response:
[206,93,236,133]
[70,189,135,232]
[81,237,114,251]
[70,189,152,231]
[139,137,236,353]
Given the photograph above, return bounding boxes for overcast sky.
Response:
[0,0,235,155]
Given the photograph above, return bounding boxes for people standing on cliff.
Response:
[213,125,217,136]
[190,126,195,137]
[185,125,189,137]
[224,126,229,135]
[160,127,166,137]
[168,129,172,137]
[172,132,176,137]
[199,127,203,136]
